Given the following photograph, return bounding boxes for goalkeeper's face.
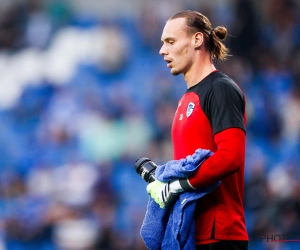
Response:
[159,18,195,76]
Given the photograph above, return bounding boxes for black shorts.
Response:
[196,240,248,250]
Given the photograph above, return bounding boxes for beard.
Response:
[169,59,191,76]
[170,67,181,76]
[171,71,180,76]
[171,59,192,76]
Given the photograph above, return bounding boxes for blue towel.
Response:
[140,149,221,250]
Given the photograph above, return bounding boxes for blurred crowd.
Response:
[0,0,299,249]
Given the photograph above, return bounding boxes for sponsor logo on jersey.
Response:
[186,102,195,117]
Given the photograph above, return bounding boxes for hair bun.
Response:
[213,26,227,40]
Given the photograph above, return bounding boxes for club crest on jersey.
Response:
[186,102,195,117]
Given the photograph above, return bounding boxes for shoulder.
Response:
[210,71,244,97]
[202,72,246,134]
[186,71,244,102]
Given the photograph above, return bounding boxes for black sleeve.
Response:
[203,79,246,135]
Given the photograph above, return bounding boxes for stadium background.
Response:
[0,0,299,249]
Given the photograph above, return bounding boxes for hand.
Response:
[146,180,184,209]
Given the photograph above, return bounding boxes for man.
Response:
[147,10,249,250]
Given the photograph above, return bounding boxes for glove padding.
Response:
[146,180,184,209]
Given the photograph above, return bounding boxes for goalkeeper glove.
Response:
[146,179,193,209]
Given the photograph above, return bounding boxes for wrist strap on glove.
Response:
[179,178,196,191]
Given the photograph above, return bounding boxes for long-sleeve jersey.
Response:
[171,71,249,244]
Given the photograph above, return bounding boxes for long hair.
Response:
[170,10,229,62]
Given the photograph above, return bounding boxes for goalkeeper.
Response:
[146,10,249,250]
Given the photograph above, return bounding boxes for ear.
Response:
[194,32,204,48]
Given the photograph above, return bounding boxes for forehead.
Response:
[161,18,189,41]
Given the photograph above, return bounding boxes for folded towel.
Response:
[154,149,213,182]
[140,149,220,250]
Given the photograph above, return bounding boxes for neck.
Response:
[184,53,216,89]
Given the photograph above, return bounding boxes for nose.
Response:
[159,44,167,56]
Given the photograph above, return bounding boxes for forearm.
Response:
[188,128,246,188]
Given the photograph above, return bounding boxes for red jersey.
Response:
[172,71,248,244]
